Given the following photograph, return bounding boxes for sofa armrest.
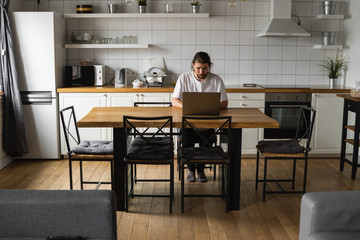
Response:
[299,191,360,240]
[0,190,117,239]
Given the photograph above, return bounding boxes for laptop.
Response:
[182,92,221,115]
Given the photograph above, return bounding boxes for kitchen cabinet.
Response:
[59,93,108,155]
[228,93,265,154]
[59,92,171,154]
[311,93,346,154]
[106,92,171,139]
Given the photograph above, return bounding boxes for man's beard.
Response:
[194,71,208,80]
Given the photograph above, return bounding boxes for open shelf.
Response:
[314,45,343,50]
[65,44,149,49]
[64,13,209,19]
[316,14,344,19]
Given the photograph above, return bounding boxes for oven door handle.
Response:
[269,105,309,108]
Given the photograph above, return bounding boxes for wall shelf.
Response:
[316,14,344,20]
[64,13,209,19]
[314,45,343,50]
[65,44,149,49]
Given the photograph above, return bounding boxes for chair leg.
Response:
[125,164,129,212]
[80,160,84,190]
[292,159,296,189]
[181,163,185,213]
[263,157,268,202]
[170,163,174,214]
[225,163,230,213]
[110,159,114,190]
[255,151,260,190]
[69,157,73,190]
[213,164,216,180]
[134,164,137,184]
[303,157,309,193]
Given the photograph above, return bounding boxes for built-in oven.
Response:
[264,93,311,139]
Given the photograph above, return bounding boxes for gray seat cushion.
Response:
[181,146,228,162]
[73,140,113,154]
[258,139,304,153]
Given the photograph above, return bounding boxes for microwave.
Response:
[64,65,108,87]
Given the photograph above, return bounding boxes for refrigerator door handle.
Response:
[21,91,53,105]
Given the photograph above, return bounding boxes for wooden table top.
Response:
[77,107,279,129]
[337,94,360,102]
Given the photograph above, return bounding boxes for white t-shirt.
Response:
[172,71,228,102]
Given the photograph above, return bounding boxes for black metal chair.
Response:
[255,106,316,201]
[179,116,231,213]
[60,106,114,190]
[132,101,172,184]
[123,115,174,213]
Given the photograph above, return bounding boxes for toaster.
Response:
[94,65,109,86]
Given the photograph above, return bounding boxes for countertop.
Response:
[57,85,353,93]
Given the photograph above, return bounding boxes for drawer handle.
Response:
[240,95,247,99]
[240,103,246,107]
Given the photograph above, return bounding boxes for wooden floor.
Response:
[0,157,359,239]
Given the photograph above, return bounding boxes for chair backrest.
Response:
[60,106,81,153]
[181,116,231,159]
[295,107,316,150]
[123,115,173,160]
[134,101,172,107]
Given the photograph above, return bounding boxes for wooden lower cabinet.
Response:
[228,93,265,154]
[311,93,347,155]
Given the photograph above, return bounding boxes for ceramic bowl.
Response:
[132,80,144,88]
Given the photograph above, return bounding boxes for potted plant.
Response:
[190,1,201,13]
[138,0,147,13]
[320,55,348,88]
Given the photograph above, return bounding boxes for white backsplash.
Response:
[13,0,345,87]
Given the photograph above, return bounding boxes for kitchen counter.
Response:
[57,85,352,93]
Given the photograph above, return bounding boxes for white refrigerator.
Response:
[10,12,65,159]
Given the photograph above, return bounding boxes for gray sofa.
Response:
[299,191,360,240]
[0,189,117,239]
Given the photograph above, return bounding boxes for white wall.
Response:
[13,0,348,87]
[344,0,360,88]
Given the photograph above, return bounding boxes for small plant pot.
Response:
[192,5,200,13]
[329,78,337,89]
[138,5,146,13]
[322,1,337,15]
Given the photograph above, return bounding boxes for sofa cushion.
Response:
[309,232,360,240]
[0,190,117,239]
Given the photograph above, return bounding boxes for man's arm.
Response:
[220,100,228,109]
[172,97,183,108]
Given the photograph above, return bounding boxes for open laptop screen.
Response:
[182,92,221,115]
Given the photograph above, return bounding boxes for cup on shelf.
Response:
[322,1,337,15]
[322,31,335,45]
[108,4,118,13]
[164,3,174,13]
[356,81,360,91]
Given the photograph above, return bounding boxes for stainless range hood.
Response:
[257,0,310,37]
